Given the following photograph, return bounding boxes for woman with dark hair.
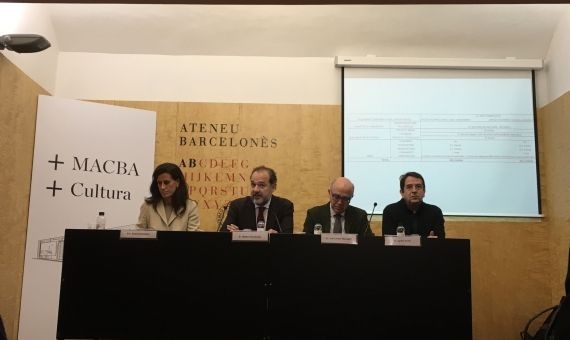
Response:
[138,162,200,231]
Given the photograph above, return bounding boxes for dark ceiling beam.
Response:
[3,0,567,4]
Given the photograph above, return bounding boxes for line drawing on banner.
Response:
[35,236,64,262]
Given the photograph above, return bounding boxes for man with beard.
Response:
[382,172,445,238]
[221,165,294,233]
[303,177,372,236]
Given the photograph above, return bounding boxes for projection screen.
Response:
[343,67,541,217]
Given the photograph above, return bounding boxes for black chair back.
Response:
[0,314,7,340]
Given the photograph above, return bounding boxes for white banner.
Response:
[18,95,156,340]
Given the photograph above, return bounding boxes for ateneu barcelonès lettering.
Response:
[179,136,277,148]
[180,123,239,134]
[179,122,277,148]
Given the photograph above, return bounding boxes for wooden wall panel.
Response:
[0,54,48,340]
[540,92,570,304]
[448,221,550,339]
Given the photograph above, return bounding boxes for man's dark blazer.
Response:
[221,195,294,233]
[302,202,372,236]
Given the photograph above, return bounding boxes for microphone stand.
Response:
[364,202,377,235]
[216,203,229,232]
[273,213,283,233]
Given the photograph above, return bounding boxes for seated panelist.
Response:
[138,162,200,231]
[303,177,372,236]
[382,171,445,238]
[221,165,293,233]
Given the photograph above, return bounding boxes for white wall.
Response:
[4,2,568,108]
[55,53,341,105]
[0,3,59,93]
[536,7,570,108]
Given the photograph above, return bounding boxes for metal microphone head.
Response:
[373,202,378,207]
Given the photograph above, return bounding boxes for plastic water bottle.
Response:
[96,211,106,230]
[313,223,323,235]
[256,220,265,232]
[396,223,405,237]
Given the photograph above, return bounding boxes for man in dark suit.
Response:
[221,165,294,233]
[382,171,445,238]
[303,177,372,235]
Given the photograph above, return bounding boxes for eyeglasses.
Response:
[331,193,352,203]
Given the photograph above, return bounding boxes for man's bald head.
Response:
[329,177,354,215]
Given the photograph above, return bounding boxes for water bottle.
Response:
[313,223,323,235]
[256,220,266,232]
[396,224,405,237]
[96,211,106,230]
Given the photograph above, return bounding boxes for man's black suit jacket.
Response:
[382,199,445,238]
[302,203,372,236]
[221,195,294,233]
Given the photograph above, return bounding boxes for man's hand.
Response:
[227,224,240,232]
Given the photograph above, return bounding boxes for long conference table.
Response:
[57,230,472,339]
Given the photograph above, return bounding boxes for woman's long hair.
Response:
[145,163,188,215]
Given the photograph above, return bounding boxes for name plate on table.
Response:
[321,233,358,245]
[120,230,157,239]
[384,235,421,247]
[232,230,269,242]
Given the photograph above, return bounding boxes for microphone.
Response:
[364,202,377,235]
[216,203,230,232]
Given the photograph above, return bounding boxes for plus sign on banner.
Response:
[18,95,156,340]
